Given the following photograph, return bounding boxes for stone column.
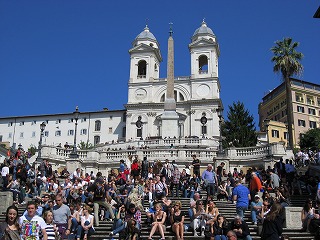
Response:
[161,26,179,138]
[0,191,13,215]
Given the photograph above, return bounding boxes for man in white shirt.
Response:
[72,168,81,181]
[1,163,9,190]
[19,201,48,240]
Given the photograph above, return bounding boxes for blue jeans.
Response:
[251,210,259,222]
[70,218,79,233]
[214,235,227,240]
[188,208,194,219]
[113,219,126,234]
[184,188,195,198]
[236,206,248,220]
[77,220,94,238]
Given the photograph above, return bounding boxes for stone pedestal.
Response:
[284,207,302,229]
[161,109,179,138]
[66,158,82,175]
[0,191,13,214]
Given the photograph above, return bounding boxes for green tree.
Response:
[271,37,303,150]
[221,101,257,148]
[78,140,94,150]
[299,128,320,150]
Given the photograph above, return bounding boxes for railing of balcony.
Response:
[234,146,269,157]
[199,70,208,74]
[137,75,146,79]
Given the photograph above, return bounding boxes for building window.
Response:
[68,119,74,123]
[201,125,207,135]
[108,127,113,134]
[44,131,49,137]
[109,116,113,120]
[0,135,2,142]
[137,128,142,138]
[68,130,74,136]
[8,122,13,127]
[94,135,100,145]
[160,93,165,102]
[137,60,147,78]
[271,130,279,138]
[318,98,320,106]
[80,129,87,135]
[308,108,316,115]
[295,94,303,102]
[55,130,61,136]
[8,133,12,138]
[95,120,101,131]
[122,127,126,138]
[32,131,36,137]
[56,119,61,124]
[81,117,87,122]
[199,55,208,74]
[122,112,126,122]
[20,132,24,138]
[310,121,317,129]
[298,119,306,127]
[45,120,49,124]
[297,106,304,113]
[284,132,288,140]
[307,96,314,105]
[179,93,185,101]
[31,120,37,125]
[19,121,24,126]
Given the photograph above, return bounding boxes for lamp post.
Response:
[264,118,270,155]
[37,121,46,163]
[217,106,224,155]
[69,106,80,158]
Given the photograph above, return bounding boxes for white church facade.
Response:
[0,21,222,151]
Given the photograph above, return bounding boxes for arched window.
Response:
[199,55,208,74]
[138,60,147,78]
[160,93,165,102]
[94,120,101,131]
[179,93,185,101]
[94,135,100,145]
[136,116,143,138]
[160,91,185,102]
[122,127,126,138]
[200,113,208,137]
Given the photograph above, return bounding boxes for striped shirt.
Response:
[44,224,56,240]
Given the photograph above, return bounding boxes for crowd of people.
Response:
[0,148,319,240]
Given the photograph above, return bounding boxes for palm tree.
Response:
[271,37,303,150]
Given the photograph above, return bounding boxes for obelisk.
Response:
[161,23,179,138]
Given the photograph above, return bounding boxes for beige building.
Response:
[259,78,320,149]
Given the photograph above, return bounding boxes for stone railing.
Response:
[227,146,269,159]
[95,137,218,152]
[40,141,292,172]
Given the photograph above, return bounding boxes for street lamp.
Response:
[217,106,224,155]
[37,121,46,163]
[69,106,80,158]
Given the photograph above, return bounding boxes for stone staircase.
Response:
[0,188,315,240]
[89,192,315,240]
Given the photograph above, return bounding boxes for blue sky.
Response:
[0,1,319,129]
